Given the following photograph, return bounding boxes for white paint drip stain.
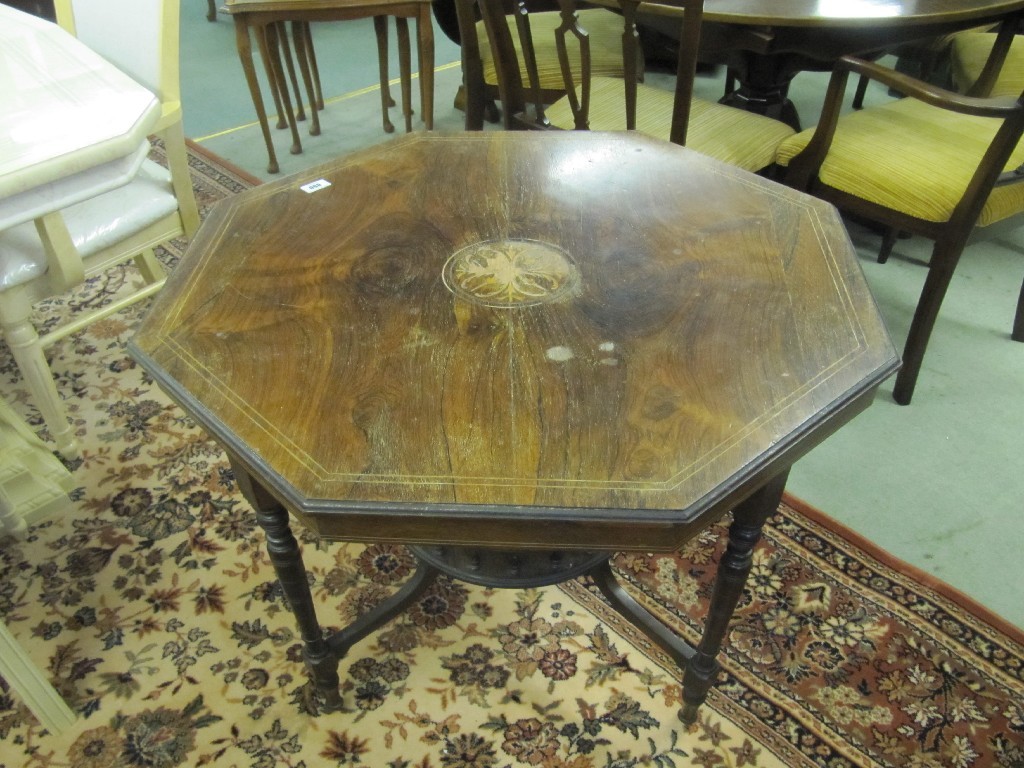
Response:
[546,346,574,362]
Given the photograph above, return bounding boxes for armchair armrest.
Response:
[838,56,1020,119]
[786,46,1024,192]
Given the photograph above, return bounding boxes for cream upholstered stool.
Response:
[0,0,199,458]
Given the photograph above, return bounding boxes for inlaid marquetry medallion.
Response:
[443,238,579,307]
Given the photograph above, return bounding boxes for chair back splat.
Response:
[456,0,795,173]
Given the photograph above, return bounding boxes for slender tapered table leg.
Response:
[395,17,413,132]
[228,456,343,711]
[275,21,307,122]
[416,3,434,129]
[373,16,396,133]
[263,23,303,155]
[234,18,279,173]
[291,21,321,136]
[680,469,790,723]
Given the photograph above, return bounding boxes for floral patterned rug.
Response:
[1,143,1022,768]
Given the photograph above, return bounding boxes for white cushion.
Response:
[0,159,178,290]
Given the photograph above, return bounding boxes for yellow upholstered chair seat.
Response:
[478,9,628,89]
[775,96,1024,227]
[952,31,1024,95]
[548,78,795,172]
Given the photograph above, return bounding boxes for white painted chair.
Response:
[0,397,74,538]
[0,621,76,734]
[0,0,199,459]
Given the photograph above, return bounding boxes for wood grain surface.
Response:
[699,0,1024,27]
[130,132,898,549]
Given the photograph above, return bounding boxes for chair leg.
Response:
[0,301,79,459]
[374,16,396,134]
[206,0,216,21]
[852,74,869,109]
[1013,274,1024,342]
[877,227,898,263]
[893,240,964,405]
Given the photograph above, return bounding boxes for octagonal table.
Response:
[129,131,899,725]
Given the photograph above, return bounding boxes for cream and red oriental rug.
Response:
[0,144,1021,768]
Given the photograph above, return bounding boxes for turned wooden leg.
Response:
[229,456,342,711]
[680,470,789,724]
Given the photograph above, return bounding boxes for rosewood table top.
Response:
[130,131,898,551]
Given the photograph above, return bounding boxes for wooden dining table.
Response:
[692,0,1024,127]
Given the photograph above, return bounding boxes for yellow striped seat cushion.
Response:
[478,9,627,89]
[775,96,1024,226]
[952,31,1024,97]
[546,78,794,172]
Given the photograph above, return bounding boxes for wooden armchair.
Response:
[455,0,635,129]
[776,18,1024,405]
[0,0,199,456]
[458,0,794,174]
